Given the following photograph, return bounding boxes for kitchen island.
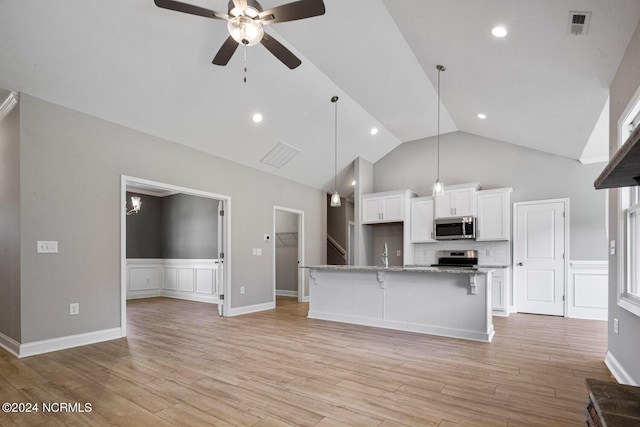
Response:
[302,265,494,342]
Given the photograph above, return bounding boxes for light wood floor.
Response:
[0,297,612,426]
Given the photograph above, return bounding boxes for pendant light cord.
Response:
[437,66,441,181]
[333,96,339,193]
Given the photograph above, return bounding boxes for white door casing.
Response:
[273,206,305,303]
[514,199,568,316]
[121,175,232,333]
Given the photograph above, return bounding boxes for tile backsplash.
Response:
[413,240,510,266]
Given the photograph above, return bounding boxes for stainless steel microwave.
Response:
[434,216,476,240]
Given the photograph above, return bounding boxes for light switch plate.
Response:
[70,303,79,316]
[37,241,58,253]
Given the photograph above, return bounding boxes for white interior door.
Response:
[514,200,567,316]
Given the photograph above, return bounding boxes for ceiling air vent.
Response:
[260,141,301,169]
[568,11,591,36]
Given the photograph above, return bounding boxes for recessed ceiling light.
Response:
[477,113,487,119]
[370,127,378,135]
[252,113,263,123]
[491,26,507,38]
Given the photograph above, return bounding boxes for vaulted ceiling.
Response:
[1,1,639,194]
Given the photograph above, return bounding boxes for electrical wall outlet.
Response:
[70,303,79,316]
[396,250,401,257]
[240,286,245,295]
[37,241,59,253]
[613,318,619,334]
[610,240,616,255]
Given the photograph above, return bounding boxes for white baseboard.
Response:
[227,302,275,317]
[303,296,309,303]
[161,291,219,304]
[18,327,123,358]
[604,351,639,385]
[276,289,298,297]
[0,332,20,358]
[127,290,162,300]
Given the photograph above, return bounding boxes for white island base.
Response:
[305,266,494,343]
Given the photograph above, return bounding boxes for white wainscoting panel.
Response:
[196,268,214,294]
[127,259,162,299]
[568,261,608,320]
[163,267,177,290]
[127,259,219,304]
[177,268,195,292]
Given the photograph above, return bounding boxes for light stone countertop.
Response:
[300,265,495,275]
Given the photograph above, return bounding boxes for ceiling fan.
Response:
[154,0,326,70]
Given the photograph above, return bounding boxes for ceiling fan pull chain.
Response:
[243,42,247,83]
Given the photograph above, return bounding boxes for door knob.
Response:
[517,262,523,266]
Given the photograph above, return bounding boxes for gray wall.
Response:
[374,131,608,261]
[162,193,218,259]
[608,19,640,384]
[126,192,162,258]
[0,100,20,342]
[18,94,324,344]
[354,157,374,265]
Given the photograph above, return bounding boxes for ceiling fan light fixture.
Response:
[228,15,264,46]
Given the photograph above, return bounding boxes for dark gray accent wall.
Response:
[0,99,20,342]
[162,193,218,259]
[126,192,162,258]
[126,192,218,259]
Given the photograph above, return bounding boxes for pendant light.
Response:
[330,95,342,208]
[433,64,446,197]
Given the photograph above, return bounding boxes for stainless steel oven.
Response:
[434,216,476,240]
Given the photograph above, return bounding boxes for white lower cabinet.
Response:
[491,268,511,316]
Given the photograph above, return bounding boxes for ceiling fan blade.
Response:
[154,0,227,20]
[261,32,302,69]
[258,0,325,24]
[212,36,239,66]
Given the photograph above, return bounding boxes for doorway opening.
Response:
[120,175,231,336]
[273,206,305,306]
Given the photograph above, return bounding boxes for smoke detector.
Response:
[568,11,592,36]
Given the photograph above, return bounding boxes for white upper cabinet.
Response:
[434,183,480,218]
[361,189,416,224]
[410,197,436,243]
[476,187,513,241]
